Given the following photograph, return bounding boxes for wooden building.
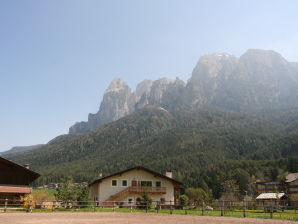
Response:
[285,173,298,204]
[255,181,284,194]
[0,156,40,200]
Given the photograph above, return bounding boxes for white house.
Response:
[89,166,183,206]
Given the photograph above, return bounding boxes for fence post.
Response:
[146,202,148,213]
[270,200,273,219]
[201,200,204,216]
[130,205,132,213]
[113,202,115,212]
[170,200,173,214]
[220,201,224,216]
[4,199,8,213]
[243,199,246,218]
[28,200,32,213]
[51,201,54,212]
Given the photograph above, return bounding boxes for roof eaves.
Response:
[88,166,183,186]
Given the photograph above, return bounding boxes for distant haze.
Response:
[1,0,298,151]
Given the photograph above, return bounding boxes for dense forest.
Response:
[5,106,298,199]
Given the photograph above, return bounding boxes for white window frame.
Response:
[140,180,153,187]
[111,179,118,187]
[121,179,128,187]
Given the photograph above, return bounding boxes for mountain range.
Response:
[69,49,298,134]
[0,144,44,156]
[4,49,298,198]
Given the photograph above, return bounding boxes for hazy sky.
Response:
[1,0,298,151]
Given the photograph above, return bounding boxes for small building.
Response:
[0,156,40,201]
[285,173,298,203]
[256,193,286,200]
[89,166,183,206]
[255,181,284,194]
[256,193,287,210]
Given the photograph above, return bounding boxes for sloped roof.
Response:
[285,173,298,183]
[89,166,183,186]
[256,193,285,200]
[0,156,40,183]
[0,185,31,194]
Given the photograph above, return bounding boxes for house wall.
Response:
[0,193,27,203]
[89,183,99,201]
[90,169,175,205]
[0,157,39,185]
[289,180,298,202]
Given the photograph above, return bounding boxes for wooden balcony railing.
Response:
[129,186,166,194]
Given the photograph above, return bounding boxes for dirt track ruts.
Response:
[0,212,296,224]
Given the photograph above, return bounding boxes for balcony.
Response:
[129,186,166,194]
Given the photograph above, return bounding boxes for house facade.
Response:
[0,156,40,201]
[285,173,298,203]
[256,173,298,204]
[255,181,284,194]
[89,166,183,206]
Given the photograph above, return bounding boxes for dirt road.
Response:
[0,212,296,224]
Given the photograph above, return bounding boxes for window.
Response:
[112,179,117,186]
[141,181,152,187]
[128,198,133,204]
[156,181,161,187]
[160,198,165,204]
[122,180,128,187]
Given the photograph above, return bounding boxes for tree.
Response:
[179,194,189,207]
[137,193,152,209]
[220,179,240,201]
[232,168,251,196]
[185,188,210,202]
[55,177,89,203]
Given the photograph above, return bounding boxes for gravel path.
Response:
[0,212,296,224]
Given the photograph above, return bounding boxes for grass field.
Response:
[1,204,297,221]
[3,207,294,221]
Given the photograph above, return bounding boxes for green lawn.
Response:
[1,206,297,221]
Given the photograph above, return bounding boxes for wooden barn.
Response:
[0,156,40,200]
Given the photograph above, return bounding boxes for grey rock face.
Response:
[291,62,298,81]
[185,49,298,111]
[147,78,175,105]
[186,53,238,108]
[69,78,136,134]
[69,49,298,134]
[216,49,298,111]
[135,80,153,100]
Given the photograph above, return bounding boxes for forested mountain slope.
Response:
[5,106,298,198]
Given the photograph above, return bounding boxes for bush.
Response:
[179,194,189,207]
[20,194,35,211]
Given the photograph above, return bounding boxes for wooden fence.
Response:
[0,198,297,219]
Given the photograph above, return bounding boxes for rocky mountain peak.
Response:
[69,49,298,134]
[105,77,130,93]
[191,53,238,79]
[186,52,238,108]
[69,78,136,134]
[239,49,289,71]
[135,79,153,99]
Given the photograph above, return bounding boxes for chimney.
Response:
[23,164,30,169]
[165,171,172,178]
